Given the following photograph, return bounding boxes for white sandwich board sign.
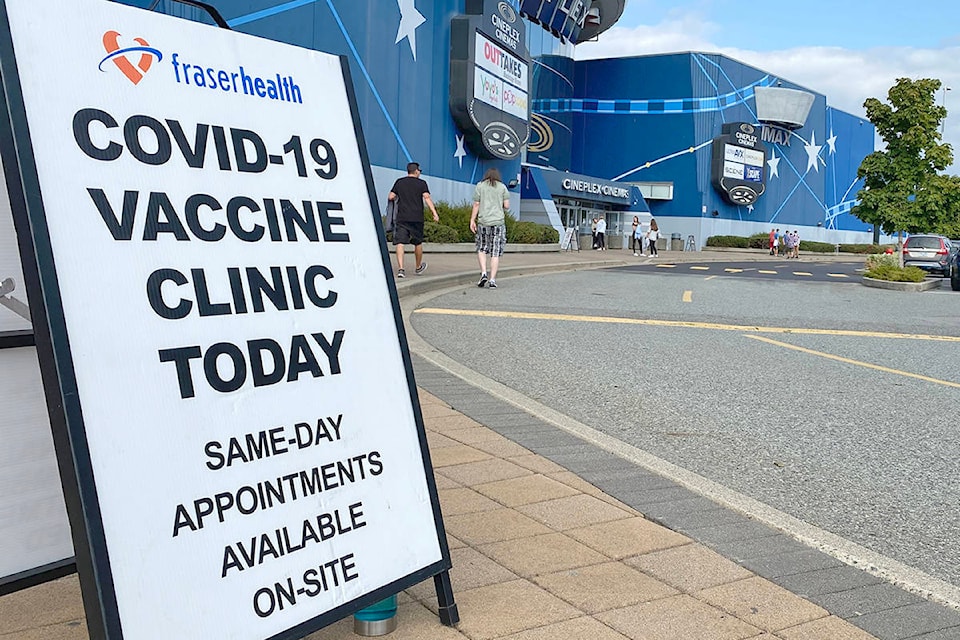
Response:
[0,0,454,637]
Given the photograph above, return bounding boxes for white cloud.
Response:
[575,18,960,168]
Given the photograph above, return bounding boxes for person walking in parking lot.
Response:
[470,167,509,288]
[388,161,440,278]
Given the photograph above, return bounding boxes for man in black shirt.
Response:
[388,162,440,277]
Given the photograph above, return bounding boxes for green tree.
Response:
[853,78,960,258]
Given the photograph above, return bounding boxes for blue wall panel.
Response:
[121,2,873,232]
[122,0,520,189]
[552,53,874,232]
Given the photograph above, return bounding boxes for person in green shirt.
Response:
[470,168,510,288]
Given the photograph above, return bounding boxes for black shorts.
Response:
[393,221,424,246]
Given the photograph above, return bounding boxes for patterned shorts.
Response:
[475,224,506,257]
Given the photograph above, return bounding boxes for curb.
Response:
[395,260,628,298]
[861,276,943,292]
[388,243,560,254]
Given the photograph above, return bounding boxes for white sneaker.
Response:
[633,252,638,256]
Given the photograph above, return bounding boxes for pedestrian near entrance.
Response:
[792,230,800,258]
[631,215,642,255]
[647,218,659,256]
[783,230,796,258]
[595,216,607,250]
[769,228,776,255]
[388,162,439,278]
[470,168,510,288]
[591,217,599,249]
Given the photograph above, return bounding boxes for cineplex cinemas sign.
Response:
[0,0,453,638]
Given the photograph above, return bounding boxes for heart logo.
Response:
[100,30,157,85]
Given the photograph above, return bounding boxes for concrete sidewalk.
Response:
[8,246,945,640]
[0,386,879,640]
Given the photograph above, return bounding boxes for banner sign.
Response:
[450,0,530,159]
[711,122,767,206]
[0,0,450,638]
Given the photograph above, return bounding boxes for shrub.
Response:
[538,225,560,243]
[747,233,769,249]
[798,240,835,253]
[705,235,749,248]
[435,200,474,242]
[509,220,547,244]
[838,243,892,254]
[432,201,557,244]
[423,221,459,243]
[864,254,926,282]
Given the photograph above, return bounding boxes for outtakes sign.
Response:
[710,122,768,206]
[0,0,453,638]
[450,0,531,159]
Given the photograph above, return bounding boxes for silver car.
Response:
[903,235,953,276]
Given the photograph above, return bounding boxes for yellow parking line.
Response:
[758,270,778,274]
[705,275,717,280]
[414,308,960,342]
[746,335,960,389]
[682,290,693,302]
[724,268,743,273]
[827,273,849,278]
[656,264,676,268]
[793,272,813,276]
[690,266,710,271]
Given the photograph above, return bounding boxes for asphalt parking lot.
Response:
[410,267,960,598]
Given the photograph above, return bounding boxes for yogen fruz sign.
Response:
[450,0,530,159]
[711,122,767,206]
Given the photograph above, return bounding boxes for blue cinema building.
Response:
[125,0,875,248]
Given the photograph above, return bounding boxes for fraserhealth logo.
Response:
[96,29,304,105]
[99,30,162,85]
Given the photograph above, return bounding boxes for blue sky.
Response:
[577,0,960,170]
[618,1,960,50]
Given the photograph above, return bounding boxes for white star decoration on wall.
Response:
[826,130,838,154]
[454,135,467,168]
[396,0,426,61]
[767,149,780,179]
[804,132,823,173]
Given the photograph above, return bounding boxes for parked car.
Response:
[951,247,960,291]
[902,235,953,276]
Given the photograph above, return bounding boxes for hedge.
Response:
[705,235,749,248]
[864,254,926,282]
[706,235,892,254]
[384,200,558,244]
[838,243,892,254]
[747,233,769,249]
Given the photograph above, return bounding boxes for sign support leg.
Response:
[433,571,459,626]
